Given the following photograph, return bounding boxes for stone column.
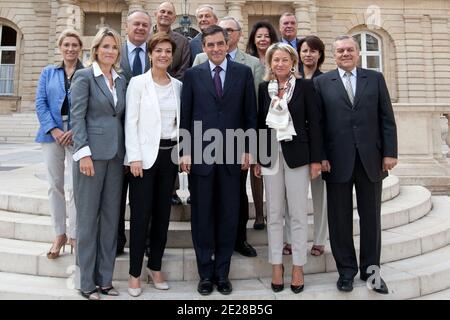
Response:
[56,0,82,33]
[293,0,311,36]
[125,0,144,12]
[226,0,245,49]
[309,0,317,35]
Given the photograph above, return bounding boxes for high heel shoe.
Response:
[146,268,169,290]
[271,265,284,293]
[291,266,305,294]
[46,234,67,259]
[128,276,142,297]
[68,238,76,254]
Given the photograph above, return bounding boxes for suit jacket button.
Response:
[113,114,117,117]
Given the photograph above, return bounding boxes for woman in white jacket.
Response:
[124,33,182,297]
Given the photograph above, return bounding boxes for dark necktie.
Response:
[226,53,232,61]
[132,47,143,77]
[213,66,223,97]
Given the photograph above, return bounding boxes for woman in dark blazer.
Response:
[70,27,126,300]
[254,43,322,293]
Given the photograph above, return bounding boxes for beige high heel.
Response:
[146,268,169,290]
[46,234,67,259]
[68,238,76,254]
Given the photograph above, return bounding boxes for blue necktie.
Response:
[133,47,143,76]
[213,66,223,97]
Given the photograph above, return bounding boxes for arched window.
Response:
[353,32,382,72]
[0,25,17,95]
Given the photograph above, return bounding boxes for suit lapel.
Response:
[222,60,236,97]
[94,74,116,111]
[121,44,133,78]
[199,62,218,98]
[330,69,353,109]
[287,80,301,114]
[353,68,368,108]
[115,76,125,112]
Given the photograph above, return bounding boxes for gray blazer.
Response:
[120,42,151,86]
[70,66,126,160]
[193,49,264,97]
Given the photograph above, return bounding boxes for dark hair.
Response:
[298,35,325,69]
[201,25,228,45]
[246,21,279,58]
[148,32,177,54]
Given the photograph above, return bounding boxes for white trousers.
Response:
[263,151,309,266]
[41,142,76,239]
[285,176,328,246]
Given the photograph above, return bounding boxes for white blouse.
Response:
[154,81,177,140]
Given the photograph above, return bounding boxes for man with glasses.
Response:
[193,17,264,259]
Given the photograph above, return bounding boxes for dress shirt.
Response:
[338,67,357,96]
[281,38,297,50]
[127,40,147,75]
[208,58,227,89]
[227,48,237,61]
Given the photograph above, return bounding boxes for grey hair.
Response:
[279,12,297,24]
[332,35,360,52]
[127,10,151,23]
[220,16,242,31]
[195,4,218,19]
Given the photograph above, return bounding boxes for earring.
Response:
[290,67,295,73]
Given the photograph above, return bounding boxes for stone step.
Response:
[0,175,400,219]
[414,289,450,300]
[0,196,447,281]
[0,186,431,247]
[1,243,450,299]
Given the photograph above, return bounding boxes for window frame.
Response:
[0,24,17,96]
[353,32,383,72]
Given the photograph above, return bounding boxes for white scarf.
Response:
[265,75,297,141]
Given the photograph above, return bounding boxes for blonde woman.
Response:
[70,27,126,300]
[35,29,84,259]
[254,43,322,293]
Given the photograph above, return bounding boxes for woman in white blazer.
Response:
[124,33,182,297]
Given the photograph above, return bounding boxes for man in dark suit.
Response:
[314,35,398,294]
[180,25,257,296]
[279,12,301,55]
[116,9,151,256]
[189,4,218,66]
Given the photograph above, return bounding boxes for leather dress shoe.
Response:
[271,282,284,292]
[197,278,213,295]
[215,278,233,295]
[171,194,182,206]
[337,277,354,292]
[360,274,389,294]
[235,241,257,257]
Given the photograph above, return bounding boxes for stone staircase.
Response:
[0,171,449,299]
[0,113,38,143]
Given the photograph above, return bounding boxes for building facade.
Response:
[0,0,449,192]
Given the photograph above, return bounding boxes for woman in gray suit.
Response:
[70,27,126,300]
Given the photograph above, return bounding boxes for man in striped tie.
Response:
[313,35,398,295]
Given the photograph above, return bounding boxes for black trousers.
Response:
[190,165,240,280]
[117,168,129,251]
[128,147,178,277]
[236,169,249,245]
[326,151,382,280]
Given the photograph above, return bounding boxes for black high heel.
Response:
[271,265,284,292]
[291,266,304,294]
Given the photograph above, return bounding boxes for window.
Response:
[0,25,17,96]
[353,32,382,72]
